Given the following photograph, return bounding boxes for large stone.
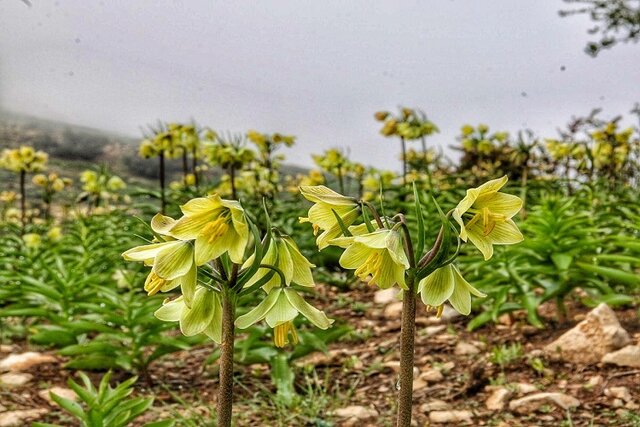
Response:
[509,392,580,414]
[486,388,511,411]
[0,409,48,427]
[374,288,399,305]
[454,341,481,355]
[332,405,378,419]
[602,345,640,368]
[513,383,538,395]
[420,369,444,383]
[38,386,78,405]
[419,399,449,413]
[604,387,633,403]
[429,410,473,424]
[383,302,403,319]
[544,303,630,364]
[427,305,461,323]
[0,352,57,372]
[0,373,33,387]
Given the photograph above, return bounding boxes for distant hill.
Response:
[0,110,308,186]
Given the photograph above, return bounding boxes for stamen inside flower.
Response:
[273,321,298,348]
[144,272,169,296]
[202,215,230,243]
[354,251,383,283]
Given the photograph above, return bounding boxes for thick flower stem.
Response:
[218,289,236,427]
[397,273,417,427]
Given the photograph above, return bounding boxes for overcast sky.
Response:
[1,0,638,169]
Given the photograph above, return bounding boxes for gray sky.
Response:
[1,0,638,170]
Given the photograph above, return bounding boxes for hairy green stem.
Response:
[396,272,417,427]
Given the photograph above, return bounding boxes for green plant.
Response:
[489,343,523,371]
[33,371,173,427]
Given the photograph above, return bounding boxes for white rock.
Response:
[0,352,57,372]
[427,305,461,323]
[513,383,538,394]
[509,392,580,414]
[486,388,510,411]
[429,410,473,424]
[454,341,480,355]
[0,345,13,353]
[383,302,403,319]
[374,288,399,304]
[544,303,630,364]
[605,387,633,403]
[0,373,33,387]
[420,369,444,383]
[0,409,48,427]
[332,405,378,419]
[424,325,447,336]
[419,399,449,413]
[38,386,78,405]
[585,375,603,389]
[440,361,455,372]
[602,345,640,368]
[412,378,427,391]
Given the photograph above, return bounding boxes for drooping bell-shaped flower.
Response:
[122,213,197,305]
[299,185,360,250]
[418,264,485,315]
[242,234,315,292]
[154,286,222,343]
[235,287,333,348]
[330,228,409,289]
[169,194,249,265]
[452,176,524,260]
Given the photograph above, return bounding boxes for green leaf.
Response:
[576,262,640,287]
[64,355,118,370]
[270,353,297,407]
[551,253,573,271]
[51,393,86,420]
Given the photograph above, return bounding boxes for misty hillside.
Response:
[0,111,308,185]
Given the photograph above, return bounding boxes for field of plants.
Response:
[0,106,639,427]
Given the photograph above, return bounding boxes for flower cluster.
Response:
[0,146,48,173]
[123,194,332,347]
[299,177,523,316]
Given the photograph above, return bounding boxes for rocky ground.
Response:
[1,286,639,426]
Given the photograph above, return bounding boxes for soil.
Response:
[2,284,639,427]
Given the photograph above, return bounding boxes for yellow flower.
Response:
[461,125,474,136]
[32,174,48,186]
[243,234,315,292]
[22,233,42,248]
[418,264,485,315]
[0,191,17,203]
[299,185,360,250]
[46,226,63,242]
[122,213,197,304]
[453,176,523,260]
[155,286,223,343]
[169,195,249,265]
[235,287,333,348]
[330,228,409,289]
